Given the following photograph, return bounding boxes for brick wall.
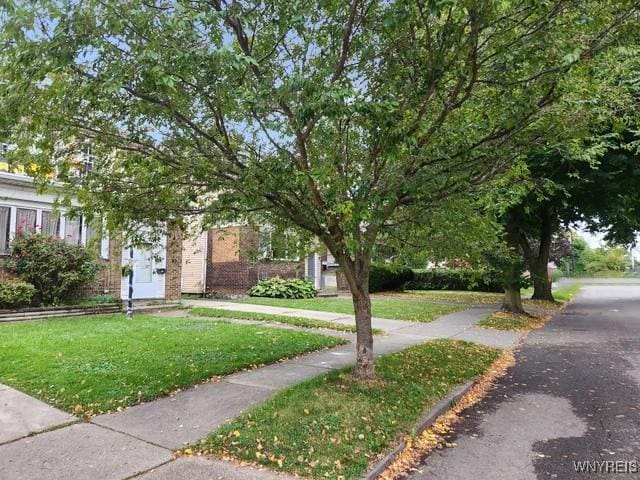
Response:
[74,236,123,298]
[206,259,303,294]
[209,226,241,262]
[206,225,303,294]
[164,226,183,300]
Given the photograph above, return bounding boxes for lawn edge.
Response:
[363,381,474,480]
[83,337,348,418]
[367,348,517,480]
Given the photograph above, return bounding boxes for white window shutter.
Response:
[100,233,110,259]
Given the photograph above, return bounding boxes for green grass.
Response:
[0,314,344,416]
[553,283,582,302]
[401,290,505,304]
[189,307,385,335]
[237,297,464,322]
[477,311,549,332]
[524,283,582,309]
[194,340,501,479]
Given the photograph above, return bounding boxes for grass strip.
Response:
[0,314,344,416]
[192,339,501,479]
[237,297,464,322]
[523,283,582,310]
[190,307,384,335]
[477,311,550,332]
[400,290,504,304]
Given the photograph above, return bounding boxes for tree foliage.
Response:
[1,0,638,378]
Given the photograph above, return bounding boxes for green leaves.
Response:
[248,277,317,299]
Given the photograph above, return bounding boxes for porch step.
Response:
[0,304,122,323]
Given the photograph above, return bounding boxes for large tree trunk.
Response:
[502,262,525,313]
[340,255,375,380]
[530,258,554,301]
[529,207,555,302]
[502,212,526,314]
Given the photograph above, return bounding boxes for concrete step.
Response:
[0,305,122,322]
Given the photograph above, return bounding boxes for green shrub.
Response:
[406,268,503,292]
[5,233,102,305]
[0,280,36,309]
[369,264,414,292]
[248,277,316,299]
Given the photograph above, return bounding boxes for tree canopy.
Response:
[1,0,638,378]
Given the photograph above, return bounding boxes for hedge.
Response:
[405,268,503,293]
[368,264,414,293]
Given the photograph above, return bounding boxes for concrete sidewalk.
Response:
[0,302,522,480]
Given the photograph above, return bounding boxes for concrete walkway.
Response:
[0,301,522,480]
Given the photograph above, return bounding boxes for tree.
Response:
[496,41,640,309]
[1,1,638,378]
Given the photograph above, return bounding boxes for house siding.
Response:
[181,231,208,294]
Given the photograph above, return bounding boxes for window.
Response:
[16,208,36,235]
[85,222,97,244]
[0,207,10,254]
[257,227,299,261]
[41,211,60,237]
[64,215,83,245]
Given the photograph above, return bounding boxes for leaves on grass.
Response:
[191,340,501,480]
[477,311,551,332]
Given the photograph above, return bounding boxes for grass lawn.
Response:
[477,311,550,332]
[0,314,344,416]
[552,283,582,301]
[193,339,501,479]
[400,290,505,304]
[237,297,464,322]
[524,283,582,309]
[189,307,384,335]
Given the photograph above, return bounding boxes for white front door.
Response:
[121,241,166,299]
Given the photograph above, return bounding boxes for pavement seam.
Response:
[89,421,175,451]
[122,457,178,480]
[0,417,82,448]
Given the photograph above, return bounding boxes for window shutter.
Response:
[100,233,110,259]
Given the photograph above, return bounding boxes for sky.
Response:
[575,226,639,260]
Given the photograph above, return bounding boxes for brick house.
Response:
[0,165,182,301]
[181,225,324,295]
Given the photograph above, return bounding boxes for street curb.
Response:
[362,381,474,480]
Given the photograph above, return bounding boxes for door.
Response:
[121,241,166,299]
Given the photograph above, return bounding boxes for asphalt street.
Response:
[409,284,640,480]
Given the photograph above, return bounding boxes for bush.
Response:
[406,268,503,293]
[0,280,36,309]
[5,233,102,305]
[369,264,414,293]
[248,277,316,299]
